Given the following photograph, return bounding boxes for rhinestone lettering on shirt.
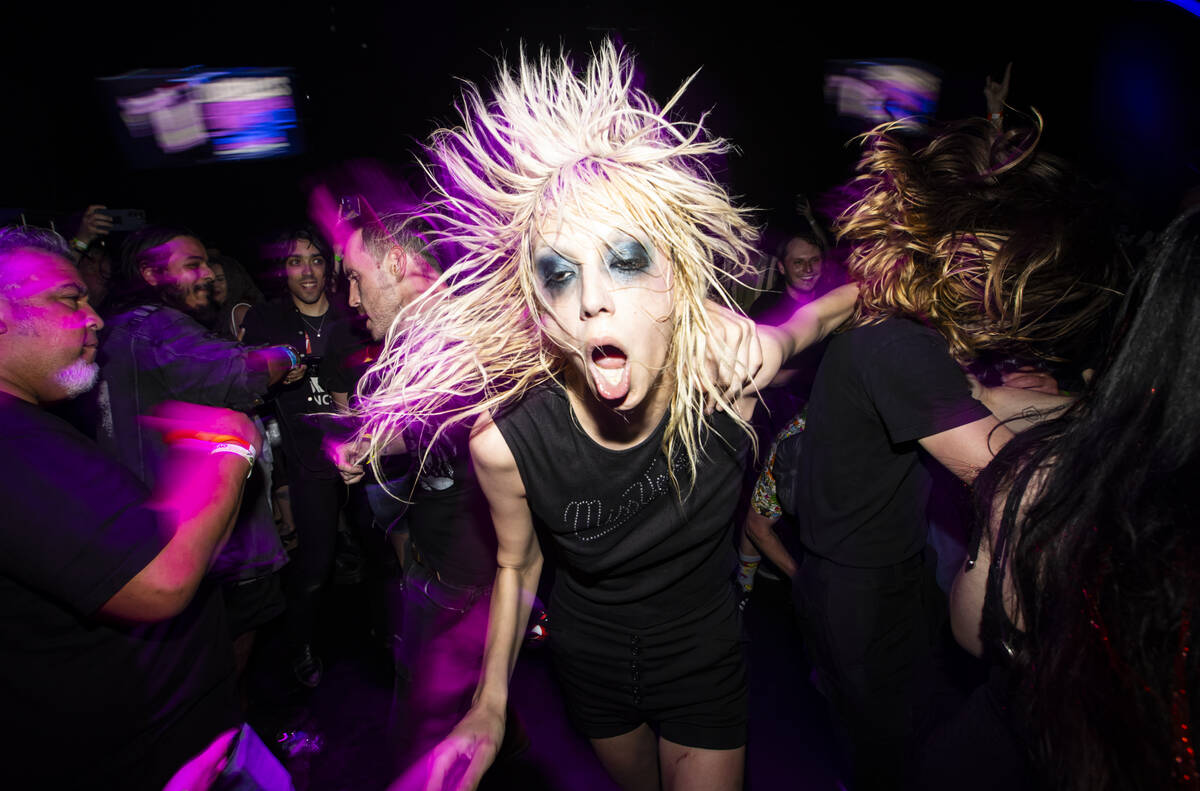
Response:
[562,450,686,542]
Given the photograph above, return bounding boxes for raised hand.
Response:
[76,204,113,247]
[983,62,1012,123]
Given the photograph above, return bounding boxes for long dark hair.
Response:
[976,207,1200,790]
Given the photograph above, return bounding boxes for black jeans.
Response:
[282,460,346,652]
[794,550,942,790]
[390,544,493,771]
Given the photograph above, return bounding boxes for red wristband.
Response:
[163,430,252,450]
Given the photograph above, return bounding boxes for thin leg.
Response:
[659,738,744,791]
[590,723,660,791]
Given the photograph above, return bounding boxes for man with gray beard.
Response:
[0,226,261,789]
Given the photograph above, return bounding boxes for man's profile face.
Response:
[344,228,408,341]
[145,236,215,314]
[778,237,824,293]
[283,239,327,307]
[0,249,103,403]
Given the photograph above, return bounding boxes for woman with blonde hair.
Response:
[355,41,855,791]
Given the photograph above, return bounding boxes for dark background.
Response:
[3,1,1198,263]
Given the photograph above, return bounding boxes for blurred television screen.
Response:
[825,59,941,132]
[99,66,303,168]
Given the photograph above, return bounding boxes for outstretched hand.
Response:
[386,706,504,791]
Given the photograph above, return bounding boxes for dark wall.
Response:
[3,1,1197,262]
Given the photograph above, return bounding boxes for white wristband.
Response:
[210,442,256,478]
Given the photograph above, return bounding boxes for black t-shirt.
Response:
[0,394,235,788]
[796,318,992,567]
[241,298,365,475]
[393,424,499,588]
[496,384,749,629]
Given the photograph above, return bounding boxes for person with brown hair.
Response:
[792,116,1125,788]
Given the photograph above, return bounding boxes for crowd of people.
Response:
[2,39,1198,791]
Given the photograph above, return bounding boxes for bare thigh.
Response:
[660,738,744,791]
[590,724,660,791]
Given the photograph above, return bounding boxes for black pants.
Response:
[794,550,942,790]
[282,459,345,652]
[390,545,494,771]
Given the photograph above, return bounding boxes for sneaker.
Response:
[292,645,323,688]
[276,729,324,758]
[525,610,549,646]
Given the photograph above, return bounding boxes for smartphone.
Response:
[102,208,147,232]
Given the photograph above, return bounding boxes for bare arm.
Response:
[247,345,302,387]
[756,283,859,389]
[975,384,1072,433]
[99,405,259,622]
[743,507,798,578]
[919,414,1014,484]
[231,303,251,339]
[425,413,543,791]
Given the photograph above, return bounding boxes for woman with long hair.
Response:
[951,207,1200,790]
[355,41,855,791]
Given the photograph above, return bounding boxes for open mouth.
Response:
[588,342,630,401]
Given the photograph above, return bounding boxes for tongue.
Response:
[591,352,630,401]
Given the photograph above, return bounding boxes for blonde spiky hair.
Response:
[356,40,759,490]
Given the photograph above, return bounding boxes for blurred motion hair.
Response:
[837,114,1129,363]
[354,39,760,492]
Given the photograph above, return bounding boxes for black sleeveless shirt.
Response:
[496,384,749,629]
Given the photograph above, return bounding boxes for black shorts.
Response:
[549,586,747,750]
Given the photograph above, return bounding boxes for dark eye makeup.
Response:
[534,235,654,292]
[535,252,577,292]
[604,240,652,277]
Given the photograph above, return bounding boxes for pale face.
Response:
[143,236,214,313]
[344,228,421,340]
[0,250,103,404]
[778,237,823,293]
[532,208,675,414]
[284,239,328,307]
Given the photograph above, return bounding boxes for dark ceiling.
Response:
[3,1,1197,260]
